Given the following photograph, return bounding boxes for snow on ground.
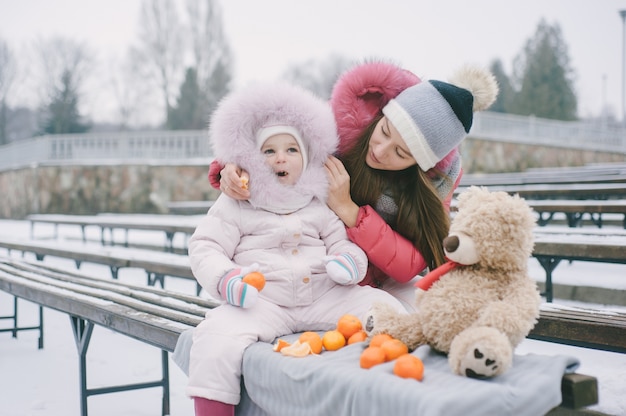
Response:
[1,218,625,415]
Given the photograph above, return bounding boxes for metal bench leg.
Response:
[161,349,171,416]
[71,315,95,416]
[165,232,175,253]
[110,266,120,279]
[566,212,583,228]
[535,256,561,303]
[0,297,44,349]
[537,212,554,226]
[69,316,171,416]
[147,271,166,288]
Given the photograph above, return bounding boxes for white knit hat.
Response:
[382,66,498,171]
[256,125,308,171]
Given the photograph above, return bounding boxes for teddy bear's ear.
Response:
[457,185,487,207]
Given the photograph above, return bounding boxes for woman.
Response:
[212,60,498,310]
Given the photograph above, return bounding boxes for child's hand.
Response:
[324,254,359,285]
[218,263,260,308]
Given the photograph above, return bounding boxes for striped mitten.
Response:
[324,253,359,285]
[218,265,259,308]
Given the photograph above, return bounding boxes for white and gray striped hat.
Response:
[382,66,498,171]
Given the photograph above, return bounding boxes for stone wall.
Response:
[1,139,625,219]
[460,139,626,173]
[1,163,220,219]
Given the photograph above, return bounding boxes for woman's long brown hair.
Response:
[341,115,451,270]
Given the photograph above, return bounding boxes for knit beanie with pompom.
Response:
[382,66,499,172]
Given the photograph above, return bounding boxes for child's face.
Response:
[260,134,304,185]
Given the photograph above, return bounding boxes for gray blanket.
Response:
[173,330,579,416]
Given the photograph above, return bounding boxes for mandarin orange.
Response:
[393,354,424,381]
[336,314,363,339]
[299,331,323,354]
[322,330,346,351]
[347,330,367,345]
[380,338,409,361]
[272,339,291,352]
[369,333,393,348]
[242,271,265,291]
[360,346,386,369]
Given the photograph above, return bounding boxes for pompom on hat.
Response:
[382,66,498,171]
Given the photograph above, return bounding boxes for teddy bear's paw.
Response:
[460,345,503,379]
[363,302,397,334]
[449,327,513,379]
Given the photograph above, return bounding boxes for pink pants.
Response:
[186,284,404,404]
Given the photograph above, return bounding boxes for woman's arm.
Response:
[347,205,428,283]
[324,155,360,227]
[324,155,426,282]
[208,160,251,200]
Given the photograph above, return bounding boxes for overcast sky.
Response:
[1,0,625,123]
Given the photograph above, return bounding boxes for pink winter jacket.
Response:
[345,174,461,288]
[189,195,367,307]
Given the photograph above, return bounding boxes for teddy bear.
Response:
[364,186,541,379]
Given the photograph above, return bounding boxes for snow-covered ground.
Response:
[1,218,625,416]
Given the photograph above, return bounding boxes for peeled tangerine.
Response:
[279,340,314,357]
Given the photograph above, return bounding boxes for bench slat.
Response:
[529,306,626,353]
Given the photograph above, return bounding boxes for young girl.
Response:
[187,81,405,416]
[213,61,498,311]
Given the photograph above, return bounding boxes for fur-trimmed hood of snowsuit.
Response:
[329,59,461,199]
[209,82,338,213]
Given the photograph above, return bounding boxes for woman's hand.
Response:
[220,163,250,200]
[324,156,360,227]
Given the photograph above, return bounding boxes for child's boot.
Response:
[193,397,235,416]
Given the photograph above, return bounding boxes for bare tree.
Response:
[110,52,161,129]
[281,54,355,100]
[0,38,17,144]
[32,37,93,134]
[185,0,233,114]
[132,0,185,124]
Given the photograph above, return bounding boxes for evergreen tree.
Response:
[167,67,207,129]
[511,19,577,120]
[489,59,515,114]
[203,57,231,118]
[42,70,89,134]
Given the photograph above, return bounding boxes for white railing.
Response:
[472,112,626,152]
[0,113,625,171]
[0,130,211,170]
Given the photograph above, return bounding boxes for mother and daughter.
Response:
[183,59,498,415]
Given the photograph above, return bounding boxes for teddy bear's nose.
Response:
[443,235,459,253]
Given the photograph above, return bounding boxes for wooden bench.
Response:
[532,228,626,302]
[27,214,201,252]
[451,199,626,228]
[460,164,626,187]
[455,182,626,201]
[167,200,215,215]
[0,256,216,416]
[0,255,616,415]
[529,200,626,228]
[0,237,200,294]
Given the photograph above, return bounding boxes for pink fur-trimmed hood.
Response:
[329,59,462,194]
[209,82,338,213]
[329,60,420,156]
